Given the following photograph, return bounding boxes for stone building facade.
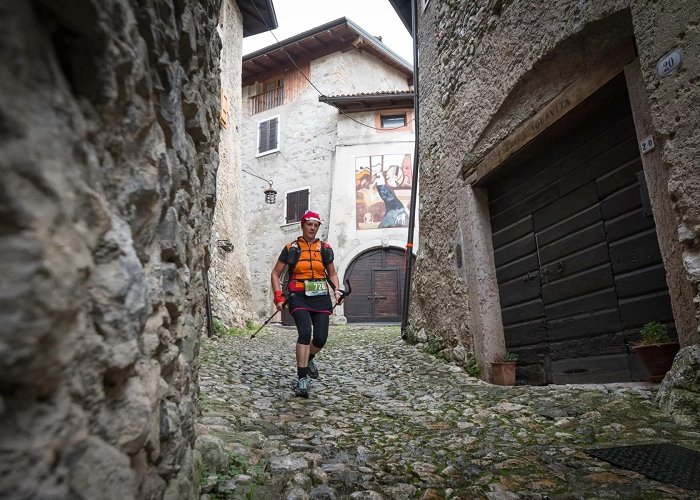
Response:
[238,18,416,323]
[208,1,257,328]
[389,0,699,392]
[0,0,274,498]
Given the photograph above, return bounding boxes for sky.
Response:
[242,0,413,64]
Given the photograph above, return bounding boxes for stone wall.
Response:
[410,0,699,366]
[0,0,221,498]
[209,0,256,328]
[630,0,700,346]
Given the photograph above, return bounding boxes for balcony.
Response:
[250,86,284,114]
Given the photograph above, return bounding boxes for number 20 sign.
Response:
[657,48,683,77]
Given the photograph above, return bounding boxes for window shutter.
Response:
[299,189,309,216]
[258,121,269,154]
[286,191,298,223]
[258,117,279,154]
[286,189,310,223]
[268,118,278,151]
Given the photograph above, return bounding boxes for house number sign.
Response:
[640,136,655,154]
[656,48,683,77]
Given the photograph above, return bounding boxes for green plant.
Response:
[466,356,481,377]
[501,351,519,363]
[202,452,264,499]
[211,318,261,337]
[424,335,443,356]
[225,325,245,336]
[639,321,671,345]
[212,318,227,335]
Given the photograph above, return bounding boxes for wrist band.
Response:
[273,290,285,304]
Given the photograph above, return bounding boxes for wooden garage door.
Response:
[343,248,406,323]
[487,74,675,385]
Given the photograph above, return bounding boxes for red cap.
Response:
[300,210,322,224]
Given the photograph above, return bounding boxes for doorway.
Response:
[486,74,675,384]
[343,247,407,323]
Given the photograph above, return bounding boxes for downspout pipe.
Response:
[401,0,420,340]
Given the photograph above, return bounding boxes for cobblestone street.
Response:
[197,325,699,499]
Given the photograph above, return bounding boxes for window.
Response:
[251,77,285,114]
[380,114,407,129]
[286,189,309,224]
[264,77,284,92]
[257,116,279,155]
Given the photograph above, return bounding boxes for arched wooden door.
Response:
[343,247,409,323]
[486,74,674,384]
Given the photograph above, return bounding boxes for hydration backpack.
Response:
[285,239,333,269]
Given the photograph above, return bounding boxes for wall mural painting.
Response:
[355,154,412,230]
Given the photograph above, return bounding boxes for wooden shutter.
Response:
[286,191,298,223]
[286,189,309,223]
[258,117,279,154]
[268,118,278,150]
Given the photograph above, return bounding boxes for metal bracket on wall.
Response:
[217,239,234,253]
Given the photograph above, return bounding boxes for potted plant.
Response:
[491,351,518,386]
[632,321,680,382]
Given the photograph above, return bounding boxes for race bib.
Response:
[304,280,327,296]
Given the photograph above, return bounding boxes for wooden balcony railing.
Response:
[250,86,284,114]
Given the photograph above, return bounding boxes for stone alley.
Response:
[196,325,699,499]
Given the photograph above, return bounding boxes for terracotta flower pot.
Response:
[632,342,680,382]
[491,362,516,386]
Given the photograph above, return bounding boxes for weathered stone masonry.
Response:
[208,0,256,328]
[0,0,221,498]
[408,0,699,378]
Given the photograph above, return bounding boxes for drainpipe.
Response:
[204,268,214,337]
[401,0,420,340]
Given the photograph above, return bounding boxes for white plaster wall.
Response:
[314,49,412,94]
[241,46,413,320]
[327,111,417,275]
[210,0,256,327]
[241,66,337,319]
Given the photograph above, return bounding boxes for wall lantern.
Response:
[217,239,234,253]
[264,182,277,204]
[242,165,277,205]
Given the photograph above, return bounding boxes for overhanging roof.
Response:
[242,17,413,87]
[387,0,412,33]
[319,90,414,113]
[241,0,278,37]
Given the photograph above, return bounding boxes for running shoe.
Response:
[307,359,319,379]
[295,377,309,398]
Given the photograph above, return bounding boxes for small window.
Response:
[264,77,284,92]
[286,189,309,224]
[381,114,407,129]
[257,117,279,155]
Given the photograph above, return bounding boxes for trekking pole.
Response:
[331,280,352,312]
[250,302,286,339]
